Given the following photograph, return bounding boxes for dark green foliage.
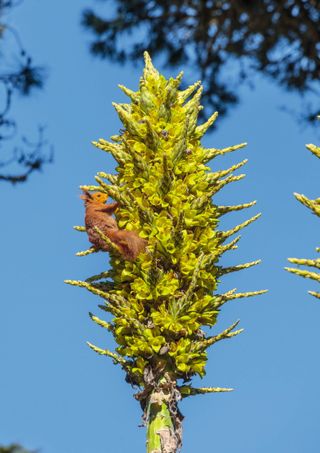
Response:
[0,445,35,453]
[0,1,52,183]
[82,0,320,122]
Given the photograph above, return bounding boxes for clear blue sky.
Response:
[1,2,320,452]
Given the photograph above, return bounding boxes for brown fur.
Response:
[81,190,147,260]
[108,229,148,261]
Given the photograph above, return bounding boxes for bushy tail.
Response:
[109,229,147,260]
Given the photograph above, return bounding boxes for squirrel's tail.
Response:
[108,229,147,260]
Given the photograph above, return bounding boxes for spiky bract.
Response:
[286,142,320,299]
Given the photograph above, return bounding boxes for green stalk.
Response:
[147,399,174,452]
[146,378,179,453]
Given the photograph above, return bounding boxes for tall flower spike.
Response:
[65,51,266,452]
[286,139,320,299]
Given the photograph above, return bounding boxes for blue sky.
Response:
[1,2,320,452]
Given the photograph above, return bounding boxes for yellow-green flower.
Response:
[67,52,266,452]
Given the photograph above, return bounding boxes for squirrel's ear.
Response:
[80,189,92,201]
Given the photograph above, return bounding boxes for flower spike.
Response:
[66,52,265,452]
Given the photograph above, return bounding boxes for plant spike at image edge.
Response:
[65,52,266,452]
[286,140,320,300]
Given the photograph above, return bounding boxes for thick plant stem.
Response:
[147,401,174,452]
[146,383,181,453]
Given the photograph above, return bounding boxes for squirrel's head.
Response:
[80,190,109,204]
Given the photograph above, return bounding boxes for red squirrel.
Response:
[80,190,147,260]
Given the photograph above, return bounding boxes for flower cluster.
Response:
[66,52,265,395]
